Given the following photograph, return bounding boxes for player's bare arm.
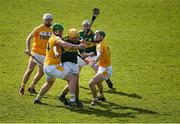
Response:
[57,38,87,50]
[25,33,33,56]
[53,45,61,58]
[92,49,101,66]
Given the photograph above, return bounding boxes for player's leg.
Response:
[104,66,113,89]
[28,64,44,94]
[28,54,45,93]
[75,73,79,100]
[96,82,106,101]
[60,62,80,98]
[59,74,83,106]
[74,73,83,106]
[34,65,61,103]
[19,58,36,95]
[59,73,82,106]
[59,62,70,104]
[71,63,83,106]
[59,84,69,105]
[92,64,113,89]
[105,78,113,89]
[34,78,55,103]
[60,85,69,97]
[89,73,104,105]
[50,63,77,106]
[63,73,77,105]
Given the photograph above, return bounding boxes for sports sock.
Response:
[70,94,76,102]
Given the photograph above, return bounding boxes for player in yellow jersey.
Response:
[89,30,112,105]
[34,24,86,106]
[19,13,53,95]
[78,20,114,89]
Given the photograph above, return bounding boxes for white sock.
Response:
[70,94,75,102]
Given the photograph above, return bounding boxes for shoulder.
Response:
[31,24,43,33]
[50,34,61,42]
[34,24,44,30]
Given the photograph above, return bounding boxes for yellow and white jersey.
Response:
[96,40,111,67]
[31,24,52,55]
[44,34,62,66]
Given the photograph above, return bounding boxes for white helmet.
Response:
[82,20,91,26]
[43,13,53,20]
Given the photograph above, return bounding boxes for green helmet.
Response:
[52,23,64,31]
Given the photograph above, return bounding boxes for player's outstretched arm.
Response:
[57,39,87,49]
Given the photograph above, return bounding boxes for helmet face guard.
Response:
[94,30,105,43]
[43,13,53,27]
[82,20,91,33]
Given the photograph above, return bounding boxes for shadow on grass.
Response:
[103,101,158,114]
[65,100,158,119]
[34,98,158,119]
[79,86,142,99]
[68,105,136,118]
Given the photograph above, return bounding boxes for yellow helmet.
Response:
[68,28,79,38]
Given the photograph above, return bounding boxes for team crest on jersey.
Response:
[39,32,52,40]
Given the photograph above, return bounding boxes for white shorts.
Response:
[97,65,112,79]
[78,56,98,67]
[31,53,45,65]
[63,62,79,74]
[44,64,69,81]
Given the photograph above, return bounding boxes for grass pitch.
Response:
[0,0,180,123]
